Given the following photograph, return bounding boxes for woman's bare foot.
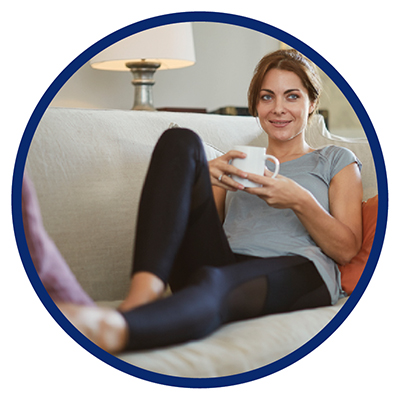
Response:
[58,303,128,354]
[118,271,165,312]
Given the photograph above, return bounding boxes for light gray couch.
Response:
[25,107,377,378]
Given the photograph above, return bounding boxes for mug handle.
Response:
[264,155,280,179]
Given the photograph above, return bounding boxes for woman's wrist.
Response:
[291,186,314,215]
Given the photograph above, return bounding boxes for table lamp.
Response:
[90,23,196,110]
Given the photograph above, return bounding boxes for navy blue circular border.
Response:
[12,11,388,388]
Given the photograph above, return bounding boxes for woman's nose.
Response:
[273,97,286,114]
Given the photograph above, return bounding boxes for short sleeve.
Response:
[329,146,362,181]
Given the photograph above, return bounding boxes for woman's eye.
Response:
[288,94,299,100]
[261,94,272,101]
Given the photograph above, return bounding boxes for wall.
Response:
[319,69,364,138]
[50,22,365,138]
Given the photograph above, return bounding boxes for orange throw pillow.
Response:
[339,195,378,294]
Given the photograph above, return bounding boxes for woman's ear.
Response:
[309,101,316,115]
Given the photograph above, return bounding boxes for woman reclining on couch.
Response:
[24,49,363,353]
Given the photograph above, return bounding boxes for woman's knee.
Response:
[189,265,225,290]
[157,128,203,154]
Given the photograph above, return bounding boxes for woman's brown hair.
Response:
[247,49,322,119]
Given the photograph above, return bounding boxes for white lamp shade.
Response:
[90,23,196,71]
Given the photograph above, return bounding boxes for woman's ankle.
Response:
[118,272,165,312]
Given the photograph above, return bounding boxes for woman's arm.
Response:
[293,163,363,264]
[245,163,363,265]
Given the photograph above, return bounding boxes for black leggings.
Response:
[121,128,331,351]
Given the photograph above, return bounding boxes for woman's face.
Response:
[256,68,315,144]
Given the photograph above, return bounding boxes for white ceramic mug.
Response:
[231,145,280,188]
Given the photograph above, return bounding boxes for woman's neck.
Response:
[267,136,314,163]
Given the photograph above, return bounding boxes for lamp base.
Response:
[126,61,161,111]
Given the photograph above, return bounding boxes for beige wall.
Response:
[319,68,364,137]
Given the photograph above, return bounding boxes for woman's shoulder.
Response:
[315,145,361,176]
[315,145,356,159]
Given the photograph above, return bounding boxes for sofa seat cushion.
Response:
[110,297,346,378]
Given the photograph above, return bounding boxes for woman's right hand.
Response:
[208,150,248,191]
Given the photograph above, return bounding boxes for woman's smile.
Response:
[256,68,315,144]
[269,119,293,128]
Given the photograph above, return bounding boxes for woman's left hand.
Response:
[244,168,308,210]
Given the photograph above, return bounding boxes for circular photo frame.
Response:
[12,11,388,388]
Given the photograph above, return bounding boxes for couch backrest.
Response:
[25,108,377,301]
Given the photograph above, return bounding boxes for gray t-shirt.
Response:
[223,145,362,304]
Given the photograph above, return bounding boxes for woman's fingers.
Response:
[209,150,248,190]
[244,170,277,194]
[210,165,245,190]
[246,168,279,185]
[245,172,268,186]
[219,173,245,191]
[222,150,247,161]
